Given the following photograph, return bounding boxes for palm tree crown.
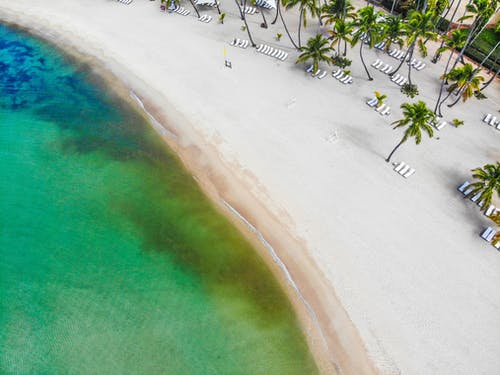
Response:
[386,101,435,162]
[296,34,334,73]
[466,162,500,211]
[441,63,484,106]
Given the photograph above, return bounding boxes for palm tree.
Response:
[327,19,353,55]
[234,0,256,47]
[381,14,406,53]
[351,6,384,81]
[321,0,355,23]
[389,10,438,84]
[433,28,468,113]
[465,162,500,212]
[283,0,320,48]
[374,91,387,106]
[296,34,335,73]
[437,63,484,112]
[386,101,435,163]
[272,0,300,49]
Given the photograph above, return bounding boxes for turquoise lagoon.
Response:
[0,24,318,374]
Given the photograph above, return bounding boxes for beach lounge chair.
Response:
[275,51,285,59]
[230,38,239,46]
[380,106,391,116]
[391,73,401,82]
[343,77,353,84]
[485,205,496,216]
[486,229,497,242]
[463,185,474,195]
[481,227,493,241]
[471,192,482,203]
[256,44,265,52]
[279,53,288,61]
[306,65,314,73]
[332,70,342,78]
[483,113,492,123]
[375,104,386,113]
[396,51,405,59]
[416,63,426,71]
[399,164,410,175]
[335,72,345,80]
[489,116,497,126]
[371,59,381,67]
[317,71,328,79]
[385,66,394,74]
[403,168,416,178]
[379,63,389,72]
[265,47,275,56]
[436,121,446,130]
[457,181,471,192]
[389,49,398,57]
[271,49,280,57]
[366,98,378,107]
[394,161,406,172]
[312,69,322,77]
[398,77,407,86]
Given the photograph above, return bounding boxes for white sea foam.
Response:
[130,91,177,140]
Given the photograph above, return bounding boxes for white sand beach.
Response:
[1,1,499,374]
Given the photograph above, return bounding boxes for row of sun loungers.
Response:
[390,73,408,86]
[407,58,426,71]
[482,113,500,129]
[394,161,416,178]
[255,0,273,9]
[199,14,212,22]
[243,5,256,14]
[117,0,133,4]
[257,44,288,60]
[332,69,353,84]
[366,98,391,115]
[194,0,219,6]
[434,119,447,130]
[389,49,408,60]
[305,65,327,79]
[171,6,190,15]
[458,182,499,249]
[230,38,249,48]
[372,59,394,74]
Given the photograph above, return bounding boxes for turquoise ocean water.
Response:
[0,24,318,374]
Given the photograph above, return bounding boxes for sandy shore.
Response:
[1,1,499,374]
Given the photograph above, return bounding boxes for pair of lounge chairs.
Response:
[372,60,394,74]
[230,38,249,48]
[393,161,416,178]
[195,0,219,6]
[457,181,487,207]
[374,41,386,50]
[117,0,133,4]
[366,98,391,115]
[407,58,426,71]
[198,14,212,22]
[242,5,256,14]
[332,69,353,84]
[390,73,407,86]
[482,113,500,129]
[255,0,273,9]
[480,227,500,249]
[257,44,288,60]
[389,49,407,60]
[434,119,447,130]
[305,65,328,79]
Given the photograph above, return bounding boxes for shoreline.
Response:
[0,9,377,375]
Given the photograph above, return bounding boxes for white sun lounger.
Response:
[481,227,493,241]
[436,121,446,130]
[306,65,314,73]
[398,77,407,86]
[463,186,474,195]
[483,113,492,123]
[385,66,394,74]
[486,229,497,242]
[415,63,426,71]
[275,51,285,59]
[366,98,378,107]
[335,72,345,80]
[312,69,322,77]
[399,164,410,175]
[230,38,239,46]
[394,161,406,172]
[343,77,353,84]
[485,205,496,216]
[403,168,416,178]
[371,59,381,67]
[239,40,249,48]
[391,73,401,82]
[265,48,275,56]
[488,116,497,126]
[471,192,482,202]
[279,52,288,61]
[256,44,265,52]
[332,70,342,78]
[271,49,280,57]
[317,71,328,79]
[457,181,470,192]
[380,106,391,116]
[379,63,389,72]
[375,104,386,112]
[339,75,350,83]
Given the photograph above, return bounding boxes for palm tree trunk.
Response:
[188,0,200,17]
[437,89,454,116]
[343,40,347,56]
[431,0,462,62]
[271,0,279,24]
[215,2,221,14]
[260,8,268,28]
[407,47,415,84]
[434,50,455,113]
[386,139,405,163]
[481,66,499,91]
[298,8,304,48]
[390,0,399,14]
[359,42,373,80]
[447,89,464,107]
[234,0,257,47]
[278,3,299,49]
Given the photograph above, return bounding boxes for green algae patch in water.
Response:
[0,24,319,374]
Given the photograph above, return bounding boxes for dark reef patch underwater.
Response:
[0,23,319,374]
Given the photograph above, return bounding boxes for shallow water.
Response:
[0,24,318,374]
